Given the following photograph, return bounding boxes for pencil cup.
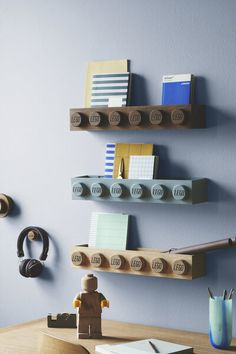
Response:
[209,297,232,349]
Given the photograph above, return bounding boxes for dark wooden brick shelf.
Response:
[70,104,205,131]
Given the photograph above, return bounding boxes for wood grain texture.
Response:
[71,245,206,280]
[70,104,205,131]
[0,318,235,354]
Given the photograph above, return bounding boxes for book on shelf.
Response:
[90,72,131,108]
[95,338,193,354]
[162,74,194,105]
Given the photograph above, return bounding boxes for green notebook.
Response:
[89,212,129,250]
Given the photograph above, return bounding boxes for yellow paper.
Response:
[84,59,128,108]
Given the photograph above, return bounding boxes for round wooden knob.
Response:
[71,251,86,266]
[27,230,39,241]
[90,183,105,197]
[108,111,122,126]
[130,256,146,271]
[110,255,126,269]
[172,260,188,275]
[130,184,144,199]
[151,184,167,200]
[89,111,102,126]
[110,183,124,198]
[71,112,84,127]
[0,194,12,218]
[91,253,104,268]
[72,182,86,197]
[128,110,142,126]
[172,185,188,201]
[149,110,163,125]
[151,258,167,273]
[171,109,185,125]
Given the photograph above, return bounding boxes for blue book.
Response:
[162,74,194,105]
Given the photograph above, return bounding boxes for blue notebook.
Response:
[162,74,194,105]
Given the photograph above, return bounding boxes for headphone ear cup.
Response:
[19,259,31,277]
[25,259,43,278]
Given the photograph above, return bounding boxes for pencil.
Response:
[148,341,159,353]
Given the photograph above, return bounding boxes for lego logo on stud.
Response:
[172,260,188,275]
[151,184,166,200]
[171,109,185,125]
[90,183,104,197]
[72,182,86,197]
[109,111,122,126]
[130,256,146,271]
[71,112,83,127]
[71,251,86,266]
[130,184,144,199]
[151,258,167,273]
[110,183,123,198]
[128,110,142,126]
[149,110,163,125]
[89,111,102,126]
[110,255,126,269]
[172,185,188,200]
[91,253,104,267]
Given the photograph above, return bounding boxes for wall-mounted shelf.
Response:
[71,245,206,280]
[70,104,205,131]
[71,176,208,204]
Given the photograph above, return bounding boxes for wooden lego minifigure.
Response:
[73,274,109,339]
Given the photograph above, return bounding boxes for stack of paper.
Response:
[112,143,154,179]
[96,338,193,354]
[162,74,195,105]
[89,212,129,250]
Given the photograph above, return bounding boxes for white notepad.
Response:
[89,212,129,250]
[96,338,193,354]
[128,155,159,179]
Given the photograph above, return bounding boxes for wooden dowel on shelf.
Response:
[163,237,236,255]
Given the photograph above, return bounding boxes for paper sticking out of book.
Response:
[90,72,131,108]
[128,155,159,179]
[95,338,193,354]
[162,74,194,105]
[89,212,129,250]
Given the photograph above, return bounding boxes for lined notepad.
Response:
[128,156,159,179]
[89,213,129,250]
[91,72,131,108]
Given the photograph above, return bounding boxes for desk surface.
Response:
[0,318,236,354]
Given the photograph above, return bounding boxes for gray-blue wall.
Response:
[1,0,236,335]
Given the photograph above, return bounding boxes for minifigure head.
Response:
[81,273,98,292]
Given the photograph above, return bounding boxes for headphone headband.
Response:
[17,226,49,261]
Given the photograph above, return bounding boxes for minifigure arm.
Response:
[101,299,109,308]
[73,294,82,308]
[100,293,109,308]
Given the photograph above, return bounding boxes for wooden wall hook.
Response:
[0,194,13,218]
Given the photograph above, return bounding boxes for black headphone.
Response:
[17,226,49,278]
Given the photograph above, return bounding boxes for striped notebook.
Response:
[104,143,116,178]
[90,72,131,107]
